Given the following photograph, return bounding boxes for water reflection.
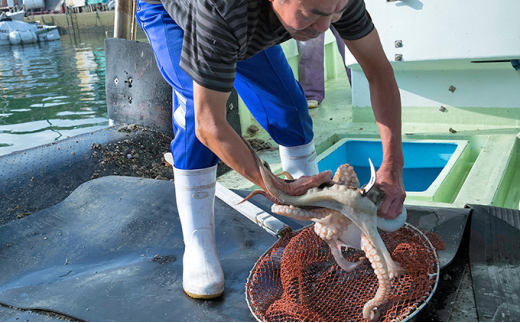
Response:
[0,31,120,155]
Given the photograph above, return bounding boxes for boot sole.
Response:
[184,288,224,299]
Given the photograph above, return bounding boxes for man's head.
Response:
[270,0,349,41]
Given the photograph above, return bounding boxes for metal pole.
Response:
[130,0,137,40]
[114,0,136,40]
[214,182,291,238]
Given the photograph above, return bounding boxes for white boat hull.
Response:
[5,11,25,22]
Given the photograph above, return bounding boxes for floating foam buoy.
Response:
[0,32,9,46]
[1,20,59,46]
[9,29,37,45]
[8,30,20,44]
[37,28,60,42]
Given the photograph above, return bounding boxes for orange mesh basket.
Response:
[246,223,444,322]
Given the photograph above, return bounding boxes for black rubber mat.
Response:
[468,205,520,322]
[404,206,470,269]
[0,176,277,322]
[0,173,473,322]
[0,308,66,322]
[0,126,173,226]
[414,214,473,322]
[468,204,520,231]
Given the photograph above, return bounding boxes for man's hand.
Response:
[375,163,406,219]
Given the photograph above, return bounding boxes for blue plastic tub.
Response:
[318,140,458,192]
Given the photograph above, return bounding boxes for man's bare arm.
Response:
[193,82,331,196]
[344,28,406,219]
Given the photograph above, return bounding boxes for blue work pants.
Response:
[135,0,314,170]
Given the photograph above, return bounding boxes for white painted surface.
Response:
[351,61,520,108]
[348,0,520,63]
[346,0,520,108]
[5,11,25,22]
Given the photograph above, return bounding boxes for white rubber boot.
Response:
[279,139,319,178]
[173,165,224,299]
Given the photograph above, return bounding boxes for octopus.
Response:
[242,140,408,321]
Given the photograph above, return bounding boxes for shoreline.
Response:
[24,11,146,39]
[25,11,115,31]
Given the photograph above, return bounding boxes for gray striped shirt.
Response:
[157,0,374,92]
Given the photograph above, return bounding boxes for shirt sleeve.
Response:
[332,0,374,41]
[179,0,239,93]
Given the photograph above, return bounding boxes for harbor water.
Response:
[0,29,147,156]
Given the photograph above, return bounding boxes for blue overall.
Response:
[135,0,314,170]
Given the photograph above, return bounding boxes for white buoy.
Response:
[1,20,60,46]
[8,30,21,44]
[9,29,37,44]
[0,32,10,46]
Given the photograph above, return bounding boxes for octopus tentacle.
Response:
[272,166,368,272]
[240,189,283,205]
[314,212,351,241]
[239,137,331,206]
[328,238,366,272]
[275,171,294,180]
[374,232,407,279]
[361,234,391,321]
[332,163,360,188]
[272,205,367,272]
[271,204,330,221]
[317,212,367,272]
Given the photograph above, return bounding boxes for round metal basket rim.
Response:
[245,222,440,322]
